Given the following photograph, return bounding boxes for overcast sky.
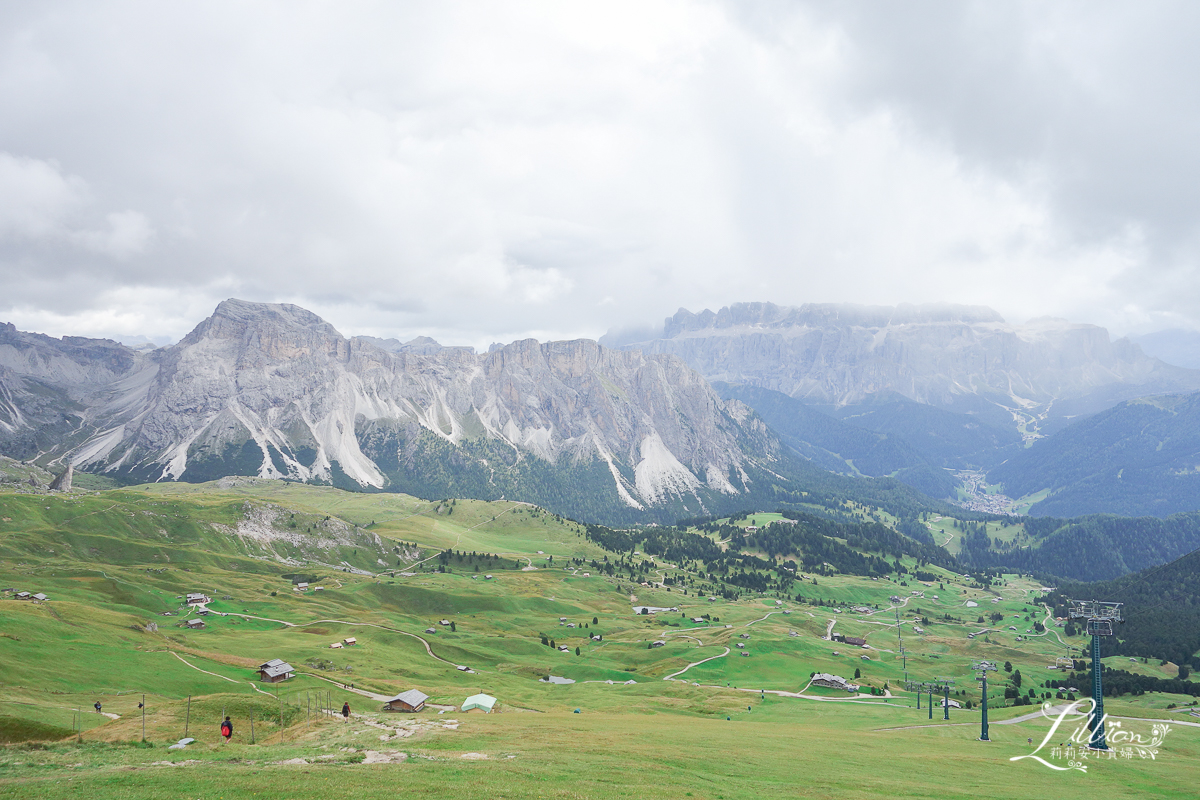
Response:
[2,1,1199,349]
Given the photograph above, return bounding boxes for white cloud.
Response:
[0,152,86,237]
[74,210,154,258]
[0,151,154,264]
[0,1,1197,344]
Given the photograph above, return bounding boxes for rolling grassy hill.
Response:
[0,480,1197,799]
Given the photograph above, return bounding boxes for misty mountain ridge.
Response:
[604,301,1200,441]
[1131,328,1200,370]
[356,334,476,356]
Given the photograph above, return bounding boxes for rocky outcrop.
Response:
[48,463,72,491]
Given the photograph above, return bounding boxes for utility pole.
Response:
[1069,599,1123,750]
[972,660,998,741]
[141,694,145,742]
[184,695,191,738]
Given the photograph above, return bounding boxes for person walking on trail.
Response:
[94,702,102,714]
[341,702,351,722]
[221,716,233,741]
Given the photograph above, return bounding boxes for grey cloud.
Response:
[1,1,1198,345]
[793,2,1200,286]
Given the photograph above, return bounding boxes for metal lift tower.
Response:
[904,680,934,715]
[934,678,955,721]
[1068,599,1123,750]
[895,608,907,681]
[971,660,998,741]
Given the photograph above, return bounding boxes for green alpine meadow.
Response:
[1,479,1196,799]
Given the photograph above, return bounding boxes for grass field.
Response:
[0,480,1196,799]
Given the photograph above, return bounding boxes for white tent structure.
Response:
[461,693,496,713]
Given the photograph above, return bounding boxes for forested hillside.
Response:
[959,512,1200,582]
[583,509,956,598]
[713,384,957,498]
[830,391,1022,468]
[1044,548,1200,670]
[990,392,1200,518]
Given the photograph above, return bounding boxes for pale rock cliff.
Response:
[3,300,780,516]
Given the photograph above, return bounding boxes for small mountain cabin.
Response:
[257,659,294,683]
[383,690,429,713]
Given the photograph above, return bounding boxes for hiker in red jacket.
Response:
[220,716,233,741]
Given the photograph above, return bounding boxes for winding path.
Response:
[663,647,731,681]
[307,619,460,667]
[300,673,394,702]
[169,651,275,696]
[213,612,460,668]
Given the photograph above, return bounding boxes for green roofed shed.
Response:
[461,693,496,713]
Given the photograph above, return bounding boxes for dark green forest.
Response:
[959,512,1200,582]
[1042,548,1200,669]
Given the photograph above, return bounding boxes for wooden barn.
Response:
[832,633,867,646]
[257,658,294,683]
[383,689,429,713]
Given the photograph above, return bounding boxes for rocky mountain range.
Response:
[603,302,1200,439]
[6,298,1200,521]
[0,300,807,523]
